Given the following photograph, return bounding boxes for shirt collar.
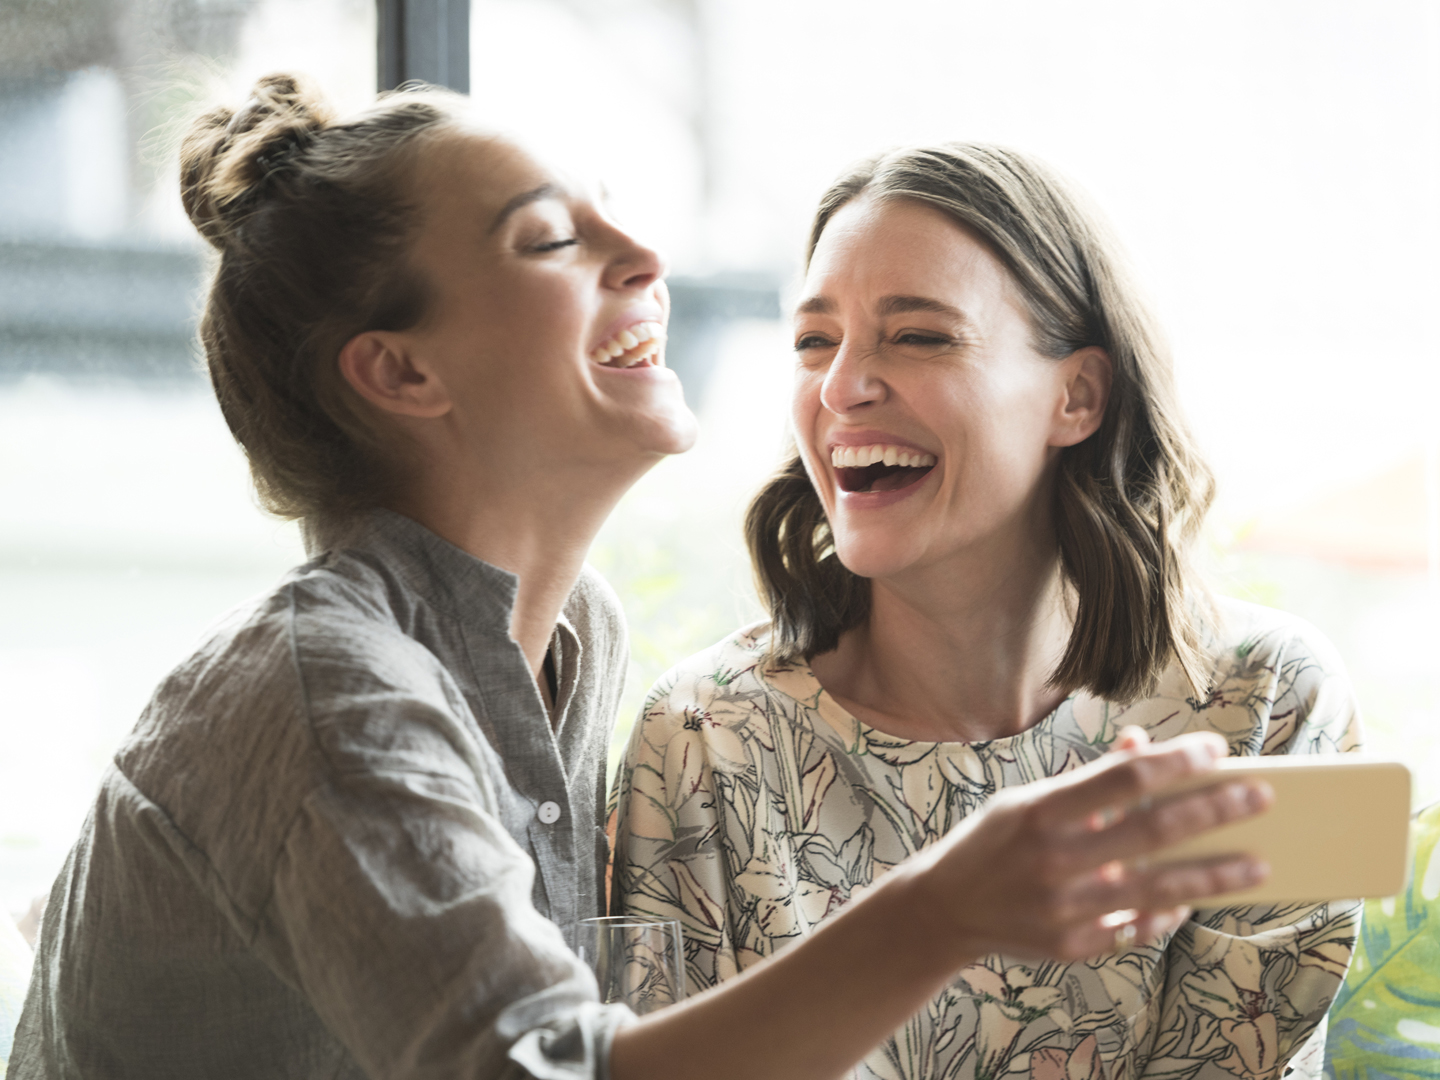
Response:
[341,508,521,636]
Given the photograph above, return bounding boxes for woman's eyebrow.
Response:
[875,294,965,319]
[488,183,563,234]
[794,294,970,320]
[795,295,835,316]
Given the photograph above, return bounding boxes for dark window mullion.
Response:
[377,0,469,94]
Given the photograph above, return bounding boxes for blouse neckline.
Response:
[753,625,1082,755]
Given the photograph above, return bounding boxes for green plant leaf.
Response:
[1325,802,1440,1079]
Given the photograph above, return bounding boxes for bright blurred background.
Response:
[2,0,1438,928]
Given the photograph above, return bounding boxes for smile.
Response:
[589,321,666,369]
[831,443,937,494]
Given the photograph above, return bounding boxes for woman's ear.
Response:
[337,331,452,419]
[1050,346,1113,448]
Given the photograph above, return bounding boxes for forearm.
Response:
[609,859,967,1080]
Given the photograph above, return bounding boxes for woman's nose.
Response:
[819,342,886,414]
[603,227,667,293]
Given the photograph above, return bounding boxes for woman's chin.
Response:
[592,365,698,455]
[612,399,699,459]
[642,411,699,457]
[831,534,928,583]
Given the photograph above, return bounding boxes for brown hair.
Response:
[180,73,465,521]
[745,144,1216,702]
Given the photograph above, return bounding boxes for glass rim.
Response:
[577,915,681,928]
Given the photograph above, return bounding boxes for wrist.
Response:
[863,847,982,980]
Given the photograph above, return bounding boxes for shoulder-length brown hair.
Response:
[745,143,1215,703]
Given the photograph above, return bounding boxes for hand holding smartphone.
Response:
[1150,755,1412,906]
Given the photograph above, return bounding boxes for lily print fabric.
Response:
[611,598,1362,1080]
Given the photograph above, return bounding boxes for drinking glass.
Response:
[573,915,684,1014]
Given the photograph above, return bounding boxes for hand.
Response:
[908,726,1271,963]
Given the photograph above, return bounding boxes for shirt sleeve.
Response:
[256,710,633,1080]
[610,676,743,996]
[1145,622,1365,1080]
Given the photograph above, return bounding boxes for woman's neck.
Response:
[389,453,649,681]
[808,541,1074,744]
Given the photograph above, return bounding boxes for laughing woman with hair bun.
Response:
[11,78,1275,1080]
[612,145,1362,1080]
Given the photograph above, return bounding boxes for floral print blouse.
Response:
[611,598,1362,1080]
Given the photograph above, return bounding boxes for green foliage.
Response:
[1325,803,1440,1079]
[590,522,761,783]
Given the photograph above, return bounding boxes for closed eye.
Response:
[894,331,953,346]
[531,237,578,253]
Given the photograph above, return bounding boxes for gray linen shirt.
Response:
[8,509,632,1080]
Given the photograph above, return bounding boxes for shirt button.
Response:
[536,801,562,825]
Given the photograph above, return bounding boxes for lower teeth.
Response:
[607,348,654,368]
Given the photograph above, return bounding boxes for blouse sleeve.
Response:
[610,669,744,996]
[1146,620,1365,1080]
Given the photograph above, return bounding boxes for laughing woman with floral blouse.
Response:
[612,144,1360,1080]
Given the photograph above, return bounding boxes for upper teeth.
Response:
[830,444,938,469]
[589,321,666,367]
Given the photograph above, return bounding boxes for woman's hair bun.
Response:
[180,73,335,249]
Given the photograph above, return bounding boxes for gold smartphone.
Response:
[1150,755,1412,906]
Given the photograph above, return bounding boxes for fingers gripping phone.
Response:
[1150,756,1412,906]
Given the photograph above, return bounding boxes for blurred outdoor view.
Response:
[1,0,1438,928]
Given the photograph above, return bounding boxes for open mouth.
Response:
[831,443,937,493]
[589,321,666,369]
